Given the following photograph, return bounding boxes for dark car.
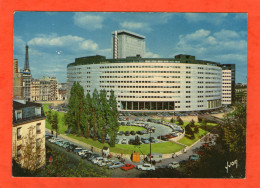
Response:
[118,131,124,135]
[128,139,135,145]
[130,131,136,135]
[66,144,78,152]
[121,122,126,126]
[136,131,144,135]
[126,121,131,125]
[81,153,92,159]
[149,137,156,143]
[157,136,169,141]
[125,131,130,136]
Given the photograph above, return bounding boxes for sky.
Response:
[13,12,247,83]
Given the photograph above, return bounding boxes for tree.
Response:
[177,116,184,125]
[170,117,174,123]
[185,124,194,139]
[134,135,141,145]
[51,112,59,138]
[66,82,85,136]
[194,125,199,133]
[190,119,195,127]
[13,126,45,175]
[46,110,53,125]
[97,90,108,143]
[91,89,99,140]
[107,90,119,147]
[82,92,92,138]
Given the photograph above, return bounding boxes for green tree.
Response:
[97,90,108,143]
[185,124,194,139]
[194,125,199,133]
[46,110,53,125]
[190,119,195,127]
[107,90,119,147]
[82,92,92,138]
[170,117,174,123]
[91,89,99,140]
[51,112,59,138]
[177,116,184,125]
[66,82,85,136]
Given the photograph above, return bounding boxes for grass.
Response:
[67,134,185,155]
[178,128,208,146]
[119,126,146,132]
[42,103,68,134]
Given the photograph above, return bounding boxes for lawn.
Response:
[119,126,146,132]
[178,128,208,146]
[42,103,68,134]
[67,134,185,155]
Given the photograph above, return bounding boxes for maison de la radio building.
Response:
[67,30,234,113]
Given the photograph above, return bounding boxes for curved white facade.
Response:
[67,56,222,112]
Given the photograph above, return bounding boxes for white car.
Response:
[97,158,114,167]
[168,161,180,169]
[136,163,155,171]
[92,157,104,164]
[121,138,127,144]
[108,161,124,169]
[49,137,60,143]
[78,149,92,156]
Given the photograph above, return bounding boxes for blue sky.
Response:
[13,12,247,83]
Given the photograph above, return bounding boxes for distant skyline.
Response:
[13,12,247,83]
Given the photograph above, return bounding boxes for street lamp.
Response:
[149,128,152,164]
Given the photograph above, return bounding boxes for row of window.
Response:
[100,80,181,84]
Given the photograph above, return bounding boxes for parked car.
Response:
[145,153,162,163]
[81,153,92,159]
[141,138,150,144]
[78,149,92,156]
[126,121,131,125]
[136,163,155,171]
[168,162,180,169]
[136,131,144,135]
[149,137,156,143]
[92,157,104,164]
[73,147,83,155]
[189,154,200,161]
[61,141,70,148]
[121,163,135,171]
[115,138,120,144]
[108,161,124,169]
[121,122,126,126]
[130,131,136,135]
[66,144,78,152]
[97,158,112,167]
[128,139,135,145]
[118,131,124,135]
[125,131,130,136]
[55,140,63,146]
[88,154,100,161]
[49,137,60,143]
[121,138,127,144]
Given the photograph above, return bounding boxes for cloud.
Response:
[120,21,151,32]
[145,51,160,58]
[28,34,98,53]
[73,13,104,30]
[184,13,228,25]
[173,28,247,64]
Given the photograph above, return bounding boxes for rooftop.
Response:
[112,30,145,39]
[67,54,221,67]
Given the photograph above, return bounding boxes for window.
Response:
[17,127,22,140]
[17,145,22,158]
[36,123,41,134]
